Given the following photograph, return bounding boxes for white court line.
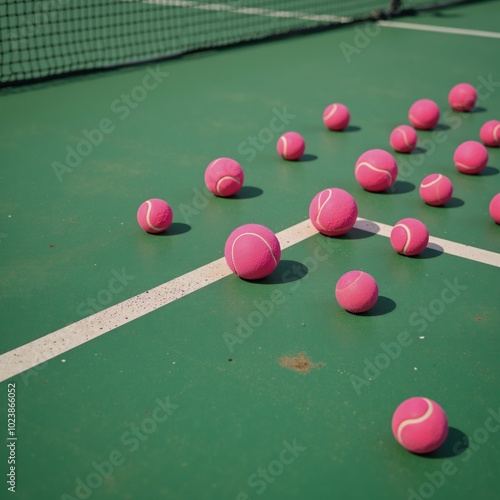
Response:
[356,218,500,266]
[141,2,500,39]
[0,217,499,383]
[142,0,352,23]
[378,21,500,39]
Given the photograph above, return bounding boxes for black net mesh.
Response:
[0,0,470,86]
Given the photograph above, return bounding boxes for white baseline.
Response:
[378,21,500,39]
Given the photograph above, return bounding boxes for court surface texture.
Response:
[0,1,499,499]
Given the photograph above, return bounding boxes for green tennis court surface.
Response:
[1,1,499,499]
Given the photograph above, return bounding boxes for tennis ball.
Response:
[390,218,429,256]
[390,125,418,153]
[448,83,477,111]
[224,223,281,280]
[204,157,244,197]
[453,140,488,174]
[354,149,398,192]
[489,193,500,224]
[419,173,453,206]
[137,199,173,233]
[392,397,448,454]
[335,270,378,314]
[323,103,350,131]
[479,120,500,147]
[309,188,358,236]
[276,131,305,160]
[408,99,440,130]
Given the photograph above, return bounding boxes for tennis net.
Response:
[0,0,471,86]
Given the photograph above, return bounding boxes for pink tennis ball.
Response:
[392,397,448,454]
[419,173,453,206]
[309,188,358,236]
[335,270,378,314]
[224,224,281,280]
[204,157,244,197]
[448,83,477,112]
[480,120,500,147]
[276,131,305,160]
[409,99,440,130]
[354,149,398,192]
[137,198,173,234]
[453,140,488,174]
[489,193,500,224]
[323,103,350,131]
[390,125,418,153]
[390,218,429,256]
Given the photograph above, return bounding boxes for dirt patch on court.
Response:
[279,352,325,374]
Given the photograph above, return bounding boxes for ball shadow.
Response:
[246,260,308,285]
[421,427,469,459]
[411,146,427,154]
[343,125,361,132]
[159,223,191,235]
[433,123,450,131]
[338,226,378,240]
[299,154,318,162]
[415,243,444,259]
[358,296,396,317]
[353,219,381,235]
[479,166,499,176]
[439,197,465,208]
[471,106,487,113]
[230,186,264,199]
[383,181,416,195]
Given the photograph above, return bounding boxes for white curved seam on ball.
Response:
[397,397,434,443]
[493,124,500,143]
[420,174,443,188]
[315,189,333,231]
[409,113,426,128]
[339,271,363,292]
[231,232,278,275]
[396,223,411,254]
[230,234,244,276]
[329,223,354,234]
[253,233,279,264]
[324,104,338,121]
[215,175,241,195]
[209,158,224,169]
[400,128,411,148]
[356,162,393,184]
[145,200,166,231]
[455,161,476,170]
[280,136,288,159]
